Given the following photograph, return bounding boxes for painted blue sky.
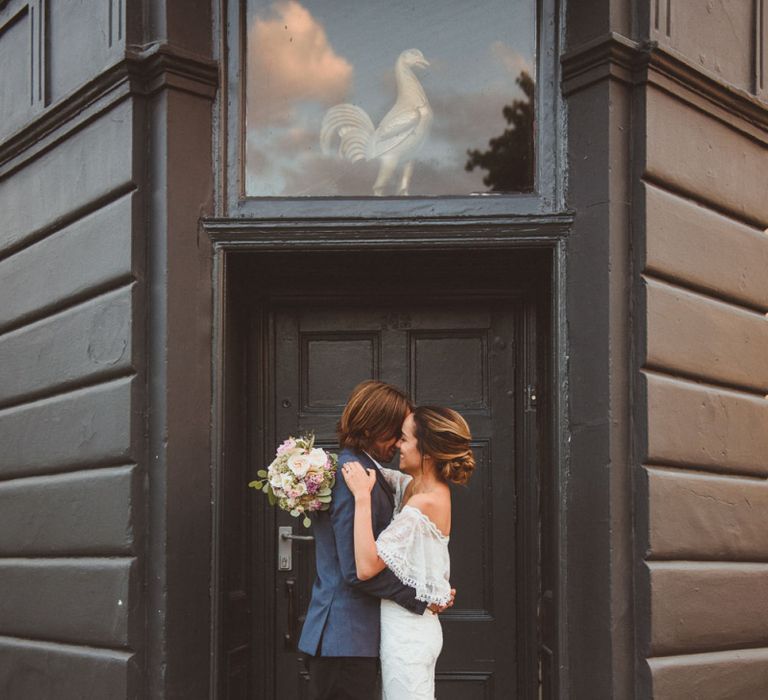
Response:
[245,0,536,196]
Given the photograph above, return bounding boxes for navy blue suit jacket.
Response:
[298,448,427,657]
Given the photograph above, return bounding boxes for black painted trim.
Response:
[561,31,644,94]
[204,215,573,250]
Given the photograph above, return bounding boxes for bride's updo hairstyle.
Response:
[411,406,475,485]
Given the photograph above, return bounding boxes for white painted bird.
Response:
[320,49,433,196]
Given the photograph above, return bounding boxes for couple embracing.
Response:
[298,380,475,699]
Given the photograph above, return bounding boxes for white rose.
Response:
[287,453,311,478]
[269,469,283,489]
[308,448,327,472]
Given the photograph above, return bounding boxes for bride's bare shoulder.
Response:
[409,483,450,509]
[406,488,451,534]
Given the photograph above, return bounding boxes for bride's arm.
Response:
[378,467,412,509]
[378,467,410,491]
[342,462,387,580]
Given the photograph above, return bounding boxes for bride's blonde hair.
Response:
[411,406,475,485]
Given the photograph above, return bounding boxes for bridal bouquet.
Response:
[248,434,337,528]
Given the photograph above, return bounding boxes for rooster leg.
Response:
[397,161,414,196]
[373,155,398,196]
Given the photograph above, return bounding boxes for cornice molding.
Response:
[0,42,219,169]
[561,32,645,95]
[643,46,768,135]
[125,42,219,99]
[561,33,768,134]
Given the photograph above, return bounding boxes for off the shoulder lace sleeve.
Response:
[376,505,451,606]
[378,467,412,509]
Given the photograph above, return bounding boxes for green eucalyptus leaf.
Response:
[267,492,276,506]
[248,480,263,489]
[303,516,312,528]
[257,469,268,478]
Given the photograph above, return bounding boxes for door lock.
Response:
[278,526,315,571]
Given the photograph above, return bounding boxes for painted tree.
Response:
[465,71,535,192]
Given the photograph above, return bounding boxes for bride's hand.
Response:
[341,461,376,499]
[427,588,456,614]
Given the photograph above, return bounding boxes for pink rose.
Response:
[277,438,297,456]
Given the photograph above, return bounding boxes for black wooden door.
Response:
[253,293,533,699]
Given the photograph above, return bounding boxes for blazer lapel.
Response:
[360,451,395,510]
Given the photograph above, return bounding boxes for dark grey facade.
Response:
[0,1,766,699]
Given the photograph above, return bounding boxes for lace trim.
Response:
[399,505,449,541]
[378,546,452,606]
[376,506,451,606]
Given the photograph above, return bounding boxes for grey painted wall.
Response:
[637,2,768,697]
[0,0,215,698]
[0,1,142,693]
[563,1,768,697]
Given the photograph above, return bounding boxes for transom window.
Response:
[244,0,536,197]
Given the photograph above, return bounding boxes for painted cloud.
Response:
[246,1,353,127]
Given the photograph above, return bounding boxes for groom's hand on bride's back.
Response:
[428,587,456,614]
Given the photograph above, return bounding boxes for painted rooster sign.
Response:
[320,49,433,195]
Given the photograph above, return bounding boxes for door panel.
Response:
[254,297,526,699]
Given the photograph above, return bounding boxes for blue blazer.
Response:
[298,448,427,657]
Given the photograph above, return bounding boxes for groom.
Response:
[299,380,439,699]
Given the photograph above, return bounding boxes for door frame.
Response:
[204,218,571,699]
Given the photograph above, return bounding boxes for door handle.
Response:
[278,526,315,571]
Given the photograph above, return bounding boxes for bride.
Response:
[341,405,475,700]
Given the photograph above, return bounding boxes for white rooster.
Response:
[320,49,433,196]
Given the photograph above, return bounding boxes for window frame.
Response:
[218,0,563,219]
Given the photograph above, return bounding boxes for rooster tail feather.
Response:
[320,104,375,162]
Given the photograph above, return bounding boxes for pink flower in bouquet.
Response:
[277,437,297,456]
[297,482,308,496]
[310,471,327,493]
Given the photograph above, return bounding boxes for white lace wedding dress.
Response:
[377,468,451,700]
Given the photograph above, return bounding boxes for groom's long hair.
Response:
[337,380,412,451]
